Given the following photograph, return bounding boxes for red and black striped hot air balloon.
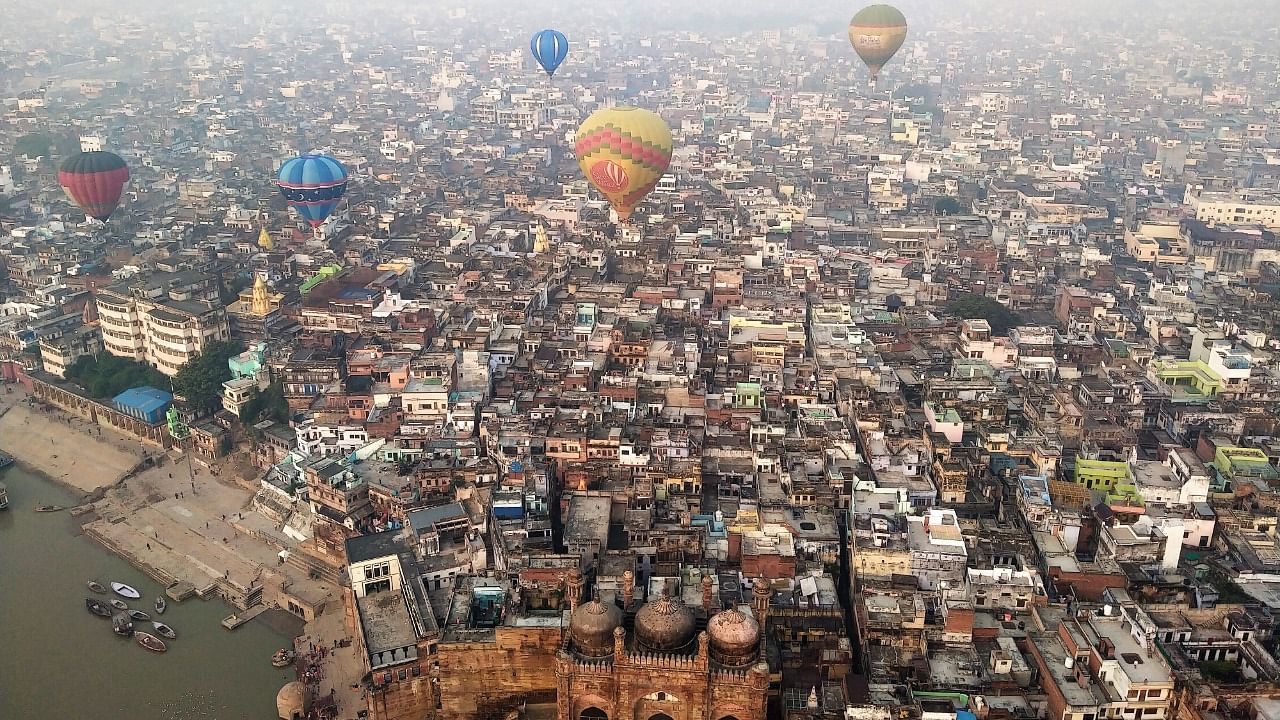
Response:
[58,151,130,222]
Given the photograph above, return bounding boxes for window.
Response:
[580,709,608,720]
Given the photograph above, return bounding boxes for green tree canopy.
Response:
[946,293,1022,335]
[1199,660,1241,684]
[13,134,55,160]
[13,133,79,160]
[172,340,245,416]
[934,196,964,215]
[238,380,288,426]
[65,353,169,399]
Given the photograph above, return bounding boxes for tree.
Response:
[947,293,1022,335]
[172,340,245,416]
[13,133,54,160]
[13,133,79,160]
[934,196,964,215]
[238,380,288,426]
[1199,660,1241,684]
[65,353,169,399]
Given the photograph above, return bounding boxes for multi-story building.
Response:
[38,325,103,378]
[1028,608,1177,720]
[94,270,230,375]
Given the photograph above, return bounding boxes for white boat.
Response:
[111,582,141,599]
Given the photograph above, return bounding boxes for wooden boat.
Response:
[110,599,128,611]
[154,596,167,614]
[34,505,64,513]
[88,581,107,594]
[0,481,8,510]
[110,582,141,599]
[0,451,13,470]
[152,621,177,640]
[111,612,134,636]
[85,598,113,617]
[271,648,296,668]
[129,610,151,622]
[135,631,167,653]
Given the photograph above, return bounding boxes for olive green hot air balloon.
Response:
[848,4,908,85]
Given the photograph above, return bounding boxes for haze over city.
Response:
[4,2,1280,720]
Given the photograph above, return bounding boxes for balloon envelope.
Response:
[530,29,569,77]
[58,151,130,222]
[575,107,673,223]
[848,4,908,83]
[276,154,348,228]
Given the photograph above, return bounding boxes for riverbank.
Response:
[0,400,143,494]
[0,464,300,720]
[0,380,365,717]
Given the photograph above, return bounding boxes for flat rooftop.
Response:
[358,590,417,657]
[564,495,611,545]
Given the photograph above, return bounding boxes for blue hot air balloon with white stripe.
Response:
[530,29,569,78]
[276,154,348,228]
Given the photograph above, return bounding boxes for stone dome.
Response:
[569,598,623,656]
[707,608,760,665]
[634,595,697,651]
[276,681,307,719]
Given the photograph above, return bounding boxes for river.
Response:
[0,465,300,719]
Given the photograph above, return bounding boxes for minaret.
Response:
[251,275,270,316]
[565,569,584,611]
[257,226,274,251]
[752,581,771,628]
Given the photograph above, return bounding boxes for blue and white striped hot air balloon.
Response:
[276,154,348,228]
[530,29,569,78]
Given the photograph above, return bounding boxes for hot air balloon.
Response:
[575,107,673,224]
[530,29,569,78]
[58,151,130,222]
[276,154,348,228]
[848,4,908,85]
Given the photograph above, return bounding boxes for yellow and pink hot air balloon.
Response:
[574,106,673,224]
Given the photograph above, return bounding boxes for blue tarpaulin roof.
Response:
[112,386,173,415]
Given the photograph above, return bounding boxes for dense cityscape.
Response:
[5,1,1280,719]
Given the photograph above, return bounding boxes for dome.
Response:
[707,608,760,666]
[634,595,697,651]
[569,598,623,656]
[276,681,307,719]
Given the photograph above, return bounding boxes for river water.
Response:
[0,465,299,719]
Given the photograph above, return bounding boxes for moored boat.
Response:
[110,599,128,611]
[129,610,151,622]
[34,505,64,513]
[88,580,107,594]
[271,648,296,668]
[154,596,167,614]
[110,582,141,599]
[135,631,167,653]
[0,451,13,470]
[86,598,112,617]
[112,612,134,636]
[0,481,8,510]
[152,621,177,640]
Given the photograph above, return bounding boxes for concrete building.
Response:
[94,270,230,375]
